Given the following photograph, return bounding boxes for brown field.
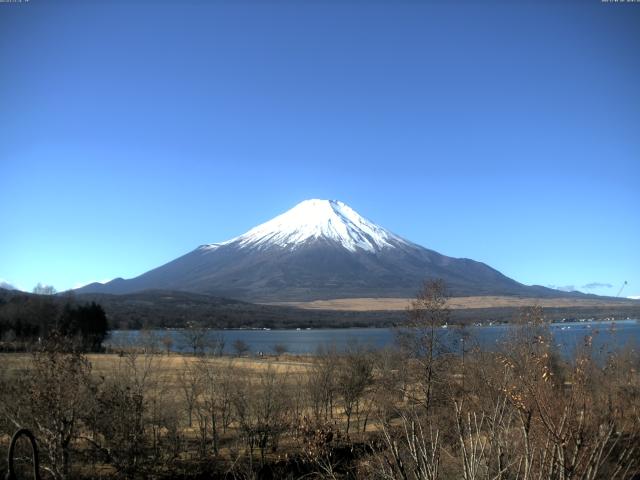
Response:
[266,295,637,311]
[1,352,314,381]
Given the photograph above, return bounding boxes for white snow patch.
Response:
[221,199,409,253]
[627,295,640,300]
[198,243,222,251]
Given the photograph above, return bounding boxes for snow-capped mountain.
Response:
[76,199,563,301]
[202,199,408,253]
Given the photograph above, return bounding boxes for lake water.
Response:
[106,319,640,358]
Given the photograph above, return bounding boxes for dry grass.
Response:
[266,295,637,311]
[0,352,314,391]
[1,352,315,373]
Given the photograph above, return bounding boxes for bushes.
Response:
[0,336,95,480]
[377,309,640,480]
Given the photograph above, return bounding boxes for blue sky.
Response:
[1,1,639,298]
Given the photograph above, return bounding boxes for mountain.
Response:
[0,280,17,291]
[76,199,578,301]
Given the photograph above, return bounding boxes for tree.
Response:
[5,335,95,480]
[233,339,250,357]
[272,343,288,358]
[210,331,225,357]
[232,367,291,467]
[0,295,108,350]
[373,347,409,424]
[161,334,174,355]
[57,302,109,352]
[178,361,200,428]
[33,283,57,295]
[398,278,450,412]
[85,350,159,478]
[336,344,374,434]
[307,345,338,423]
[0,293,59,342]
[193,358,234,455]
[181,323,209,356]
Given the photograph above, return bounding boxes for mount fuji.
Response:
[76,199,565,301]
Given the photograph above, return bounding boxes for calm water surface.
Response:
[106,319,640,358]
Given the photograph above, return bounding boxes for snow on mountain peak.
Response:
[217,199,408,253]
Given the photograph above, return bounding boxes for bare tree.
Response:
[379,410,441,480]
[336,344,374,434]
[210,331,225,356]
[398,279,449,413]
[5,336,94,480]
[32,283,57,295]
[193,357,231,456]
[139,328,161,353]
[178,360,200,428]
[307,345,338,423]
[233,339,250,357]
[232,366,291,468]
[181,323,210,356]
[161,334,174,355]
[85,349,161,478]
[373,347,409,425]
[273,343,288,358]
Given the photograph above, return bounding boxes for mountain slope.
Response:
[76,199,577,301]
[0,280,17,291]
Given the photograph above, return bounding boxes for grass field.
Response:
[1,352,315,382]
[267,295,638,311]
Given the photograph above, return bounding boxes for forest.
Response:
[0,291,108,352]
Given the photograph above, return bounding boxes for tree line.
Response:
[0,291,108,352]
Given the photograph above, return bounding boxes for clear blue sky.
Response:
[1,1,639,298]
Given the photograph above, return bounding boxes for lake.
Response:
[106,319,640,358]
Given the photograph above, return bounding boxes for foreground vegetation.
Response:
[1,283,639,479]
